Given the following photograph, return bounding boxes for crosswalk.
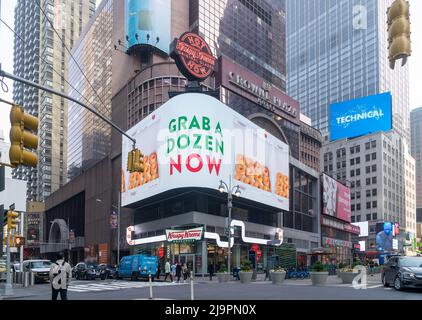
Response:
[67,280,188,293]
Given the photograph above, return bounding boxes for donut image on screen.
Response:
[128,151,159,190]
[234,154,271,192]
[275,172,289,198]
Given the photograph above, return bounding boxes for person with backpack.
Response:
[49,252,72,300]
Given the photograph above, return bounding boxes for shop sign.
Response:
[322,217,360,235]
[166,226,204,243]
[216,56,299,124]
[170,32,216,82]
[322,236,352,248]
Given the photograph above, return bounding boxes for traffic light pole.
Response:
[19,212,24,283]
[5,224,13,295]
[0,69,137,149]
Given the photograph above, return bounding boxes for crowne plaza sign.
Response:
[216,56,300,124]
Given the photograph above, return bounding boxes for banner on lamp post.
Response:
[110,211,118,229]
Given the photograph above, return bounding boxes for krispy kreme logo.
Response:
[166,227,204,242]
[170,32,216,81]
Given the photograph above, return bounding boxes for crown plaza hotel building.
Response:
[41,0,324,273]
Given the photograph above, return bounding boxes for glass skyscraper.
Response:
[286,0,410,142]
[13,0,96,201]
[410,107,422,208]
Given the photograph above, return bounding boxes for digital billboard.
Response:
[322,174,351,223]
[125,0,171,54]
[329,92,392,142]
[121,93,290,210]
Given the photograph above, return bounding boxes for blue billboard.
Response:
[126,0,171,55]
[329,92,392,142]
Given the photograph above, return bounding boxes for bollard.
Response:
[190,272,194,300]
[148,273,154,300]
[23,271,29,287]
[30,271,35,286]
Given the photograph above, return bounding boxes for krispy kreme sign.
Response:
[166,227,204,242]
[170,32,216,81]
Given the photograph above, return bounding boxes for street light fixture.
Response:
[217,175,241,280]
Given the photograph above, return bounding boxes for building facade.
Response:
[322,130,416,253]
[410,107,422,208]
[12,0,96,201]
[67,0,113,180]
[286,0,410,143]
[43,0,322,270]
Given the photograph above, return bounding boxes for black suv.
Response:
[382,256,422,290]
[73,262,101,280]
[99,264,117,280]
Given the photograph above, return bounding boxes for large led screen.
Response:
[121,93,290,210]
[126,0,171,54]
[329,92,392,142]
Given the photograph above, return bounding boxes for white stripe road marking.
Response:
[67,281,188,293]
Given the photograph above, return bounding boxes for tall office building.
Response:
[13,0,96,201]
[286,0,410,142]
[67,0,113,181]
[410,107,422,208]
[190,0,286,91]
[322,130,416,251]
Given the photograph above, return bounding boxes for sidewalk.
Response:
[0,283,47,300]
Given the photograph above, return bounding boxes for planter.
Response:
[310,272,329,286]
[270,271,286,285]
[239,271,253,284]
[216,273,229,283]
[340,271,359,284]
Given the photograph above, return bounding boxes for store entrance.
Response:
[178,254,195,275]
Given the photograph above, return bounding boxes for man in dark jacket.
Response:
[176,262,182,283]
[208,263,214,281]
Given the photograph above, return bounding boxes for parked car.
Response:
[73,262,101,280]
[0,259,6,282]
[382,256,422,290]
[116,255,158,281]
[22,260,52,283]
[99,264,117,280]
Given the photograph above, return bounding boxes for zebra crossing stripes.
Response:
[67,280,187,293]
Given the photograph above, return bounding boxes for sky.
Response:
[1,0,422,146]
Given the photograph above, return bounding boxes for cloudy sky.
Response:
[1,0,422,144]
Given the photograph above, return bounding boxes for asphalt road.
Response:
[3,274,421,300]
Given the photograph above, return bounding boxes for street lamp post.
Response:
[96,191,121,265]
[218,175,241,280]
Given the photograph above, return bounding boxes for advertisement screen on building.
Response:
[121,93,290,210]
[322,174,351,223]
[125,0,171,54]
[329,92,392,142]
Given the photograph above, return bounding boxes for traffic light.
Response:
[126,149,144,173]
[7,211,19,231]
[127,150,134,172]
[14,236,25,247]
[387,0,411,69]
[9,104,39,168]
[133,149,144,173]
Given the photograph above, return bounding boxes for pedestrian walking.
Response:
[157,263,161,280]
[182,263,188,282]
[208,263,214,281]
[164,260,173,282]
[49,252,72,300]
[176,262,182,283]
[171,261,176,282]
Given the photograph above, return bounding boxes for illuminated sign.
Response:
[329,92,392,142]
[166,227,204,243]
[170,32,216,81]
[322,174,351,223]
[121,93,290,210]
